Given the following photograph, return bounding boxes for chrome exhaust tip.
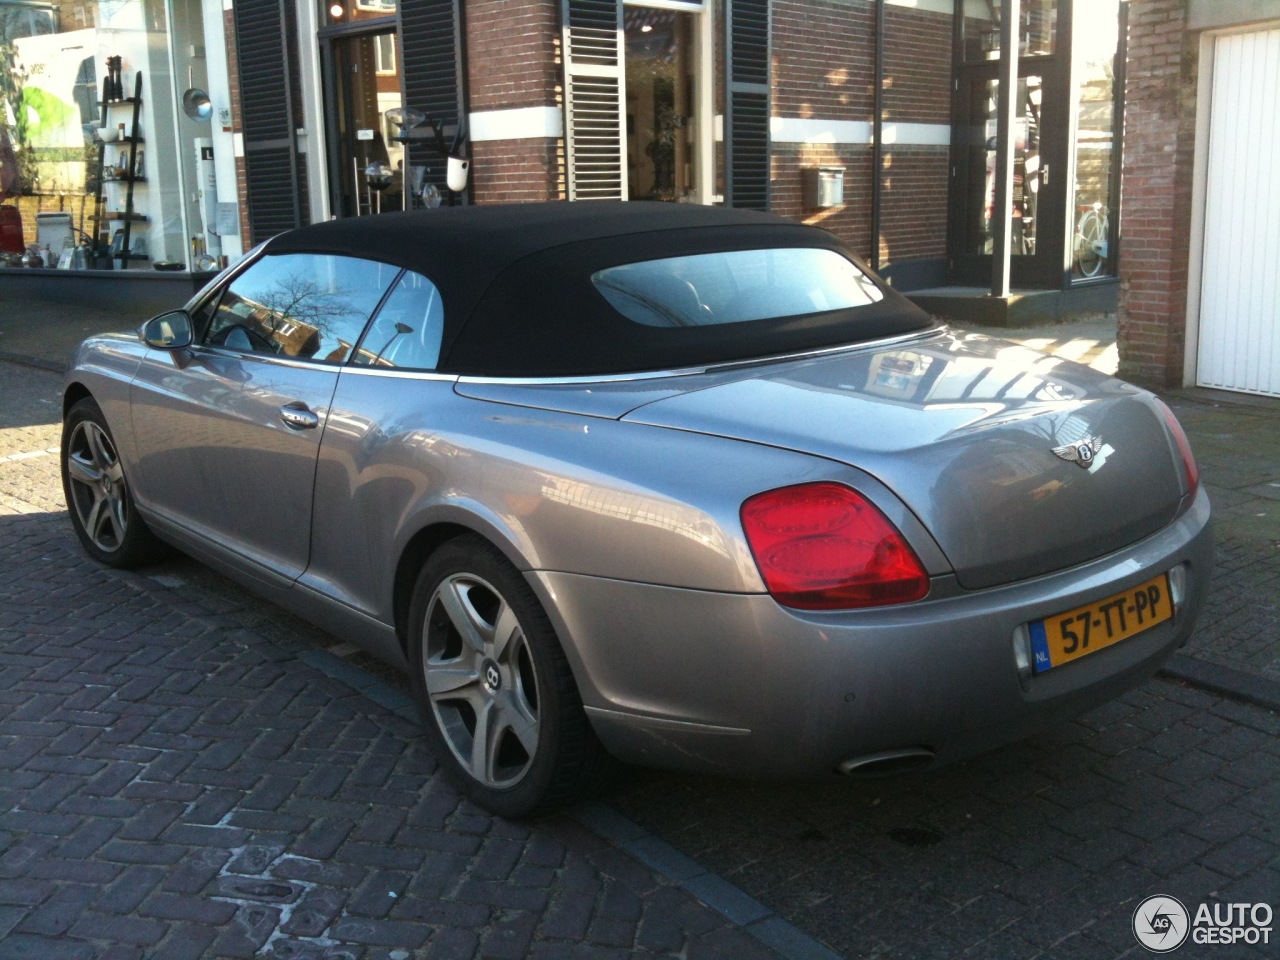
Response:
[836,747,935,777]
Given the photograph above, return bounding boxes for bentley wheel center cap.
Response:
[482,660,502,693]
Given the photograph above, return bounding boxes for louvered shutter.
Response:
[561,0,626,201]
[234,0,306,242]
[725,0,770,210]
[398,0,467,201]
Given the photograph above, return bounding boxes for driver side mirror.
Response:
[140,310,194,350]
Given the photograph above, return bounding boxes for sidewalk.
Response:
[2,298,1277,703]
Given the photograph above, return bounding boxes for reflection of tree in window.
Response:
[254,271,363,359]
[208,254,397,362]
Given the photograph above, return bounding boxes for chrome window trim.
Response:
[337,365,459,382]
[191,344,343,372]
[455,327,944,386]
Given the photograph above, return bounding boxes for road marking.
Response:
[0,446,60,463]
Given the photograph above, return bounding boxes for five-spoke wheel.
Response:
[65,417,128,553]
[61,398,164,567]
[408,535,610,817]
[423,571,542,788]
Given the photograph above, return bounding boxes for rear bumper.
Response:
[528,488,1213,778]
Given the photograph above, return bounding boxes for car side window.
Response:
[204,253,398,364]
[352,270,444,370]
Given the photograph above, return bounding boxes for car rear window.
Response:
[592,248,884,328]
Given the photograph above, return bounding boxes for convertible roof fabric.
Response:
[264,201,935,377]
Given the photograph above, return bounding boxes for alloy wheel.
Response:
[65,419,129,554]
[422,573,541,788]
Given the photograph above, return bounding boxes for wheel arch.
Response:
[391,515,535,656]
[63,381,94,418]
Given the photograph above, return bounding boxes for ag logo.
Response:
[1133,895,1190,952]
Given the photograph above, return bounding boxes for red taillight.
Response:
[1153,398,1200,498]
[740,483,929,610]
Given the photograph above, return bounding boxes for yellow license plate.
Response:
[1030,572,1173,674]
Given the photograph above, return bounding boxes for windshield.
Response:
[592,247,884,328]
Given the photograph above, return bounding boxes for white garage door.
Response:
[1196,28,1280,397]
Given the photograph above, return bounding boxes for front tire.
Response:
[407,535,610,817]
[61,398,166,568]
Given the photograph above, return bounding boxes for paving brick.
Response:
[15,881,96,936]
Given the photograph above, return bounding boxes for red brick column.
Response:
[466,0,563,203]
[1117,0,1197,386]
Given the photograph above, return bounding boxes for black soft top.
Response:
[264,201,934,377]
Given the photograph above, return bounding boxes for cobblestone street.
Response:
[1,353,1277,959]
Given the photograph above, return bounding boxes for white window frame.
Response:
[374,32,397,75]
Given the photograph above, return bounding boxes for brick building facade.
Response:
[226,0,1043,292]
[202,0,1140,314]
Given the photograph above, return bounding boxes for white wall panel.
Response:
[1197,28,1280,396]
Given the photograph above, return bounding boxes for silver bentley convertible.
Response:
[62,202,1212,816]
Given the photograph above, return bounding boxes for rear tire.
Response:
[407,535,611,817]
[61,398,166,568]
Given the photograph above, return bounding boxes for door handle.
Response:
[279,403,319,430]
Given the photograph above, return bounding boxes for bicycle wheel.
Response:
[1075,209,1106,278]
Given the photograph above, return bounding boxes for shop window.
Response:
[0,0,228,270]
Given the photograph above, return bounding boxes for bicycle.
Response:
[1074,202,1108,277]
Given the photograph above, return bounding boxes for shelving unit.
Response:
[90,71,148,269]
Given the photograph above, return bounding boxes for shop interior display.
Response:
[90,68,148,269]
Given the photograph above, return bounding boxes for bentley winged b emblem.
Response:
[1052,436,1102,468]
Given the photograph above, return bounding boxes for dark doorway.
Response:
[949,0,1071,289]
[323,30,405,218]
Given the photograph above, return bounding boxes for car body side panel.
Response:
[65,334,146,466]
[529,489,1212,777]
[127,346,340,581]
[142,509,407,670]
[305,368,953,625]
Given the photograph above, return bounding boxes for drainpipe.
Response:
[991,0,1019,298]
[870,0,885,271]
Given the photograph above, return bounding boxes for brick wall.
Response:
[883,5,953,126]
[467,0,562,203]
[471,139,563,203]
[770,0,951,265]
[1117,0,1197,386]
[880,6,951,263]
[879,146,949,263]
[467,0,560,110]
[772,0,874,120]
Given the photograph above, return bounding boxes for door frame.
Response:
[947,0,1074,290]
[318,16,402,220]
[622,0,714,205]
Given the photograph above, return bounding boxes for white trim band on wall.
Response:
[770,117,951,146]
[469,106,564,142]
[466,109,950,147]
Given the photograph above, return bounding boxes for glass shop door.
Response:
[323,30,405,217]
[951,70,1068,287]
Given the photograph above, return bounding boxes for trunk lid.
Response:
[623,332,1186,589]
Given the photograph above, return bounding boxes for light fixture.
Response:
[329,2,344,20]
[640,24,653,33]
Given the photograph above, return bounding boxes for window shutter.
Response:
[398,0,467,201]
[234,0,306,242]
[561,0,626,201]
[725,0,771,210]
